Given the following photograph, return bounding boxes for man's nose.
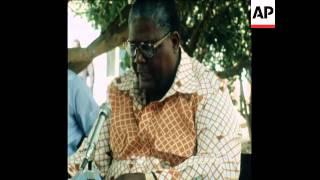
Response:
[134,48,147,64]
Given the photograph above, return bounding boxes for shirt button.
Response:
[160,160,170,168]
[129,163,133,169]
[176,81,182,87]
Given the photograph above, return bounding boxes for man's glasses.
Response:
[127,32,171,60]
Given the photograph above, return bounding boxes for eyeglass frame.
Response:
[126,31,172,60]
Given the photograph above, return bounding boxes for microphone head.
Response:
[99,102,111,117]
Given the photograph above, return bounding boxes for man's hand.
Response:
[116,173,146,180]
[68,164,80,177]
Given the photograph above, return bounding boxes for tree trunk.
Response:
[180,1,214,58]
[68,5,131,73]
[239,73,251,140]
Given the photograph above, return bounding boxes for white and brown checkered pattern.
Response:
[69,48,242,180]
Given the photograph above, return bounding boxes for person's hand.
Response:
[68,163,80,177]
[115,173,146,180]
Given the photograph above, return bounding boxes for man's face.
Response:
[128,18,178,91]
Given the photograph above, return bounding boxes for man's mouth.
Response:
[138,73,152,81]
[136,71,156,89]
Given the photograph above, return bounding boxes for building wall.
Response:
[92,48,121,106]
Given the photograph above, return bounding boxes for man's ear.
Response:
[171,31,180,51]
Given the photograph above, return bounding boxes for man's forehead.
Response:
[129,18,161,42]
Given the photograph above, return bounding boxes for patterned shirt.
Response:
[69,49,242,179]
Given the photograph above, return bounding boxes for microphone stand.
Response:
[72,103,111,180]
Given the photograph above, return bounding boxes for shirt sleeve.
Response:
[74,77,99,136]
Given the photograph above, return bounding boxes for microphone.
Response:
[81,102,111,169]
[72,102,111,180]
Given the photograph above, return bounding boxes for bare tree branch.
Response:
[68,4,131,73]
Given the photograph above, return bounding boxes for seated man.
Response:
[69,0,242,179]
[68,69,99,157]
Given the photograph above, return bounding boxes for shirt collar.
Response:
[158,47,199,102]
[112,47,200,106]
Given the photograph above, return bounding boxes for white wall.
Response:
[68,6,123,106]
[92,48,121,106]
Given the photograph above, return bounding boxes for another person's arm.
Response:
[68,32,110,74]
[73,75,98,136]
[68,48,93,74]
[87,63,95,93]
[68,116,112,178]
[68,77,112,178]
